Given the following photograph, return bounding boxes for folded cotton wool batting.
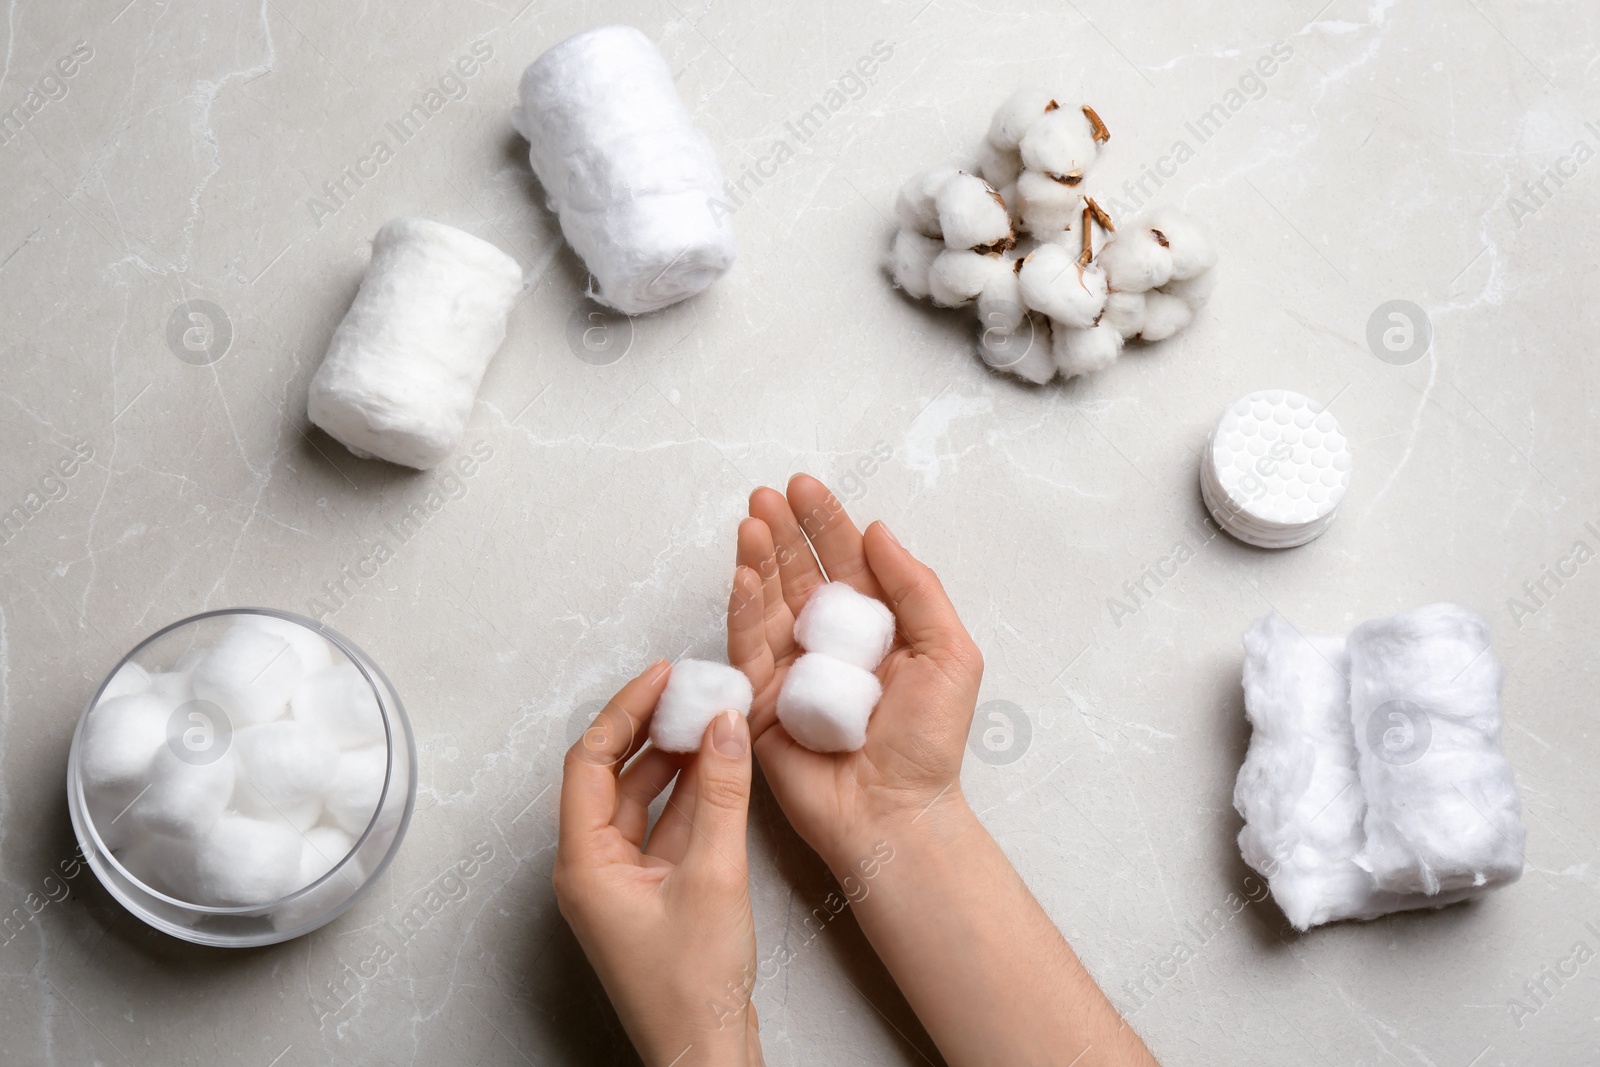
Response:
[778,583,896,753]
[649,659,754,753]
[511,25,736,315]
[307,217,523,470]
[1233,606,1524,931]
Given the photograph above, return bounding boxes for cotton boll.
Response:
[291,662,385,749]
[233,721,341,818]
[128,747,236,840]
[1100,290,1148,340]
[191,625,304,726]
[193,814,305,907]
[928,251,1009,308]
[81,693,174,793]
[776,654,883,753]
[1019,107,1098,182]
[1096,226,1173,293]
[977,139,1022,189]
[1136,291,1193,341]
[1016,244,1107,328]
[987,88,1060,150]
[298,826,356,887]
[1014,169,1082,236]
[794,583,896,671]
[995,182,1023,230]
[887,229,944,301]
[238,615,334,675]
[1160,264,1219,310]
[1052,323,1124,379]
[979,313,1056,385]
[893,168,958,237]
[1144,206,1217,281]
[649,659,754,752]
[326,745,391,836]
[975,262,1027,333]
[935,173,1014,252]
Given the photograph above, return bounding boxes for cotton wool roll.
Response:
[987,87,1060,150]
[190,624,304,727]
[233,721,341,817]
[794,583,896,671]
[777,654,884,753]
[81,692,176,793]
[888,230,944,301]
[1017,244,1107,328]
[649,659,754,753]
[1349,604,1524,897]
[929,250,1010,308]
[128,746,236,840]
[1135,291,1193,342]
[511,25,736,315]
[894,168,958,237]
[308,217,523,470]
[193,813,305,907]
[936,173,1013,252]
[1052,323,1123,379]
[326,745,390,835]
[1019,106,1099,181]
[292,661,385,749]
[980,312,1057,385]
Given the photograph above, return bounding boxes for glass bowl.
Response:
[66,608,416,947]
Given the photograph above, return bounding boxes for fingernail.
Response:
[645,659,670,683]
[713,709,748,758]
[878,521,900,545]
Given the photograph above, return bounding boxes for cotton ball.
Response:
[100,662,152,702]
[794,583,896,671]
[979,312,1056,385]
[1144,206,1217,280]
[128,746,236,839]
[977,139,1022,189]
[893,168,958,237]
[1052,322,1124,379]
[149,671,194,703]
[1161,264,1219,310]
[1100,290,1148,340]
[1014,169,1082,236]
[776,653,883,753]
[649,659,754,753]
[887,229,944,301]
[1019,107,1098,182]
[1136,291,1194,341]
[935,173,1014,252]
[233,721,341,820]
[193,813,305,907]
[292,662,385,749]
[1096,225,1173,293]
[116,833,200,901]
[81,692,174,793]
[237,614,334,675]
[928,251,1010,308]
[987,88,1060,150]
[191,625,305,726]
[326,745,390,835]
[298,826,356,887]
[1016,244,1107,328]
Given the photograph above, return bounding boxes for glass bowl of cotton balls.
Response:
[66,609,416,947]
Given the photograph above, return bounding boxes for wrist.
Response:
[820,785,980,884]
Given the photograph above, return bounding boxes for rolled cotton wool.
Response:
[193,813,305,907]
[511,25,736,315]
[649,659,754,753]
[308,217,523,470]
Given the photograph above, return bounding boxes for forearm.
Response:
[830,795,1159,1067]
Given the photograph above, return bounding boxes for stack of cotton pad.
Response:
[777,583,896,752]
[1201,389,1352,549]
[887,89,1217,384]
[78,615,388,908]
[1233,604,1524,931]
[648,660,754,753]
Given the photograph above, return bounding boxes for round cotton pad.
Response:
[1202,389,1352,549]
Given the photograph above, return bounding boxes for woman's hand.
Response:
[726,474,985,874]
[553,661,764,1066]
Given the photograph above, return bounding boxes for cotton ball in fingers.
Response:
[1019,107,1098,183]
[1017,244,1107,328]
[794,583,896,670]
[1014,170,1082,235]
[191,624,305,726]
[980,312,1056,385]
[1161,264,1219,310]
[893,168,958,237]
[81,692,174,793]
[292,662,385,749]
[1052,322,1124,379]
[649,659,754,753]
[1097,225,1173,293]
[237,614,334,675]
[1100,289,1148,340]
[232,721,341,820]
[987,88,1060,150]
[777,653,883,753]
[887,230,944,301]
[977,139,1022,189]
[298,826,356,887]
[1144,206,1217,280]
[1136,291,1194,341]
[128,746,237,839]
[935,173,1014,252]
[193,813,305,906]
[928,251,1010,308]
[327,745,391,835]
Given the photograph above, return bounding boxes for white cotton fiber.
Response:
[232,721,341,818]
[987,88,1059,150]
[193,814,305,907]
[793,583,896,671]
[190,624,304,727]
[128,746,236,840]
[935,173,1013,252]
[888,229,944,301]
[977,139,1022,189]
[116,833,200,901]
[100,662,152,702]
[239,614,333,675]
[1144,206,1216,281]
[1136,291,1194,342]
[976,264,1027,334]
[1160,264,1219,310]
[1096,224,1173,293]
[1017,244,1106,328]
[81,692,174,793]
[894,168,958,237]
[1052,323,1123,379]
[1349,604,1524,897]
[929,251,1010,308]
[649,659,754,753]
[511,25,736,315]
[326,745,390,835]
[299,826,356,887]
[777,654,883,753]
[1019,106,1098,180]
[1014,170,1082,235]
[292,662,385,749]
[1099,289,1148,340]
[308,217,524,470]
[979,312,1056,385]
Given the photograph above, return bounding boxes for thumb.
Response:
[681,710,752,885]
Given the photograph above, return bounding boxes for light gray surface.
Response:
[1,1,1595,1064]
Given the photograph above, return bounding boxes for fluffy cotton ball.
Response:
[1019,107,1098,181]
[1017,244,1107,328]
[777,653,883,753]
[929,251,1010,308]
[232,721,341,820]
[298,826,356,888]
[101,662,152,702]
[292,662,385,749]
[1136,291,1194,341]
[893,168,958,237]
[1144,206,1217,281]
[975,262,1027,332]
[977,139,1022,189]
[191,625,305,727]
[193,814,305,907]
[794,583,896,671]
[979,312,1056,385]
[326,745,390,835]
[1014,170,1083,236]
[1100,289,1148,340]
[650,659,754,753]
[987,87,1060,150]
[129,746,237,839]
[1096,225,1174,293]
[149,671,194,703]
[81,692,174,793]
[1052,323,1124,379]
[238,614,334,675]
[116,833,200,901]
[887,229,945,301]
[1161,264,1219,309]
[935,173,1013,252]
